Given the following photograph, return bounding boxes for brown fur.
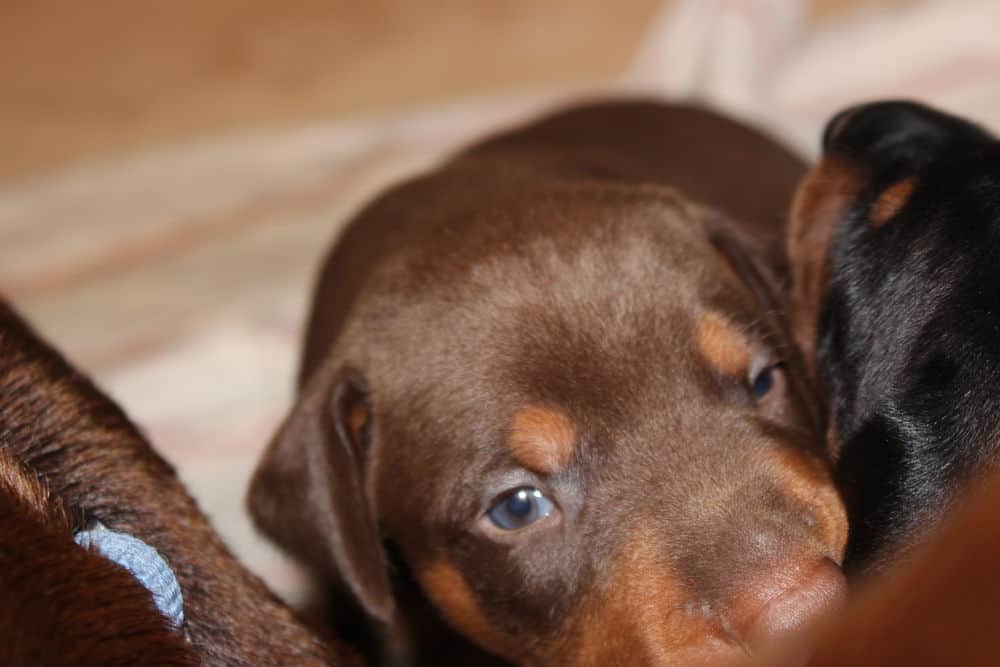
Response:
[0,449,198,667]
[249,100,846,666]
[0,301,361,666]
[765,447,849,559]
[416,559,519,662]
[554,531,746,667]
[0,447,69,527]
[507,406,576,475]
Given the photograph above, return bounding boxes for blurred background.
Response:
[2,0,997,603]
[3,0,884,183]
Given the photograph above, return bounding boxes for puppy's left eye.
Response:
[487,487,554,530]
[750,363,783,400]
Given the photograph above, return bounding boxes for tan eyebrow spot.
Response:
[871,178,917,228]
[418,558,518,661]
[508,405,576,475]
[696,312,751,377]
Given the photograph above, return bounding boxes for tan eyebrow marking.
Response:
[696,312,751,377]
[871,178,918,228]
[508,405,576,475]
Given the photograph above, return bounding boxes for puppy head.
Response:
[250,189,847,665]
[788,101,1000,567]
[789,100,993,379]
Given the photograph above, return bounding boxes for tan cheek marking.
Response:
[508,405,576,475]
[870,178,917,228]
[696,312,751,378]
[417,559,519,661]
[788,157,864,378]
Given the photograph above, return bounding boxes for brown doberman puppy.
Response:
[248,100,849,666]
[0,300,361,666]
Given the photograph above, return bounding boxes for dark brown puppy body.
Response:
[0,447,198,667]
[0,302,360,666]
[789,100,1000,575]
[250,100,848,666]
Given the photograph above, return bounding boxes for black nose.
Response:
[821,100,991,168]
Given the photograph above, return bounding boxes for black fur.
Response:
[813,100,1000,573]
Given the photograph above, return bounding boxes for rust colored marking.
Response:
[696,312,751,378]
[788,157,865,378]
[555,532,739,666]
[508,405,576,475]
[418,559,518,661]
[870,178,917,228]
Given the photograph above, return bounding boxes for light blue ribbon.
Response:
[74,522,185,630]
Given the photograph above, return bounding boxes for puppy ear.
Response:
[786,156,863,381]
[707,216,825,434]
[792,102,991,382]
[247,365,395,625]
[705,213,785,319]
[822,100,991,167]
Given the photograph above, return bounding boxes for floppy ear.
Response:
[786,155,862,382]
[705,214,784,317]
[791,102,992,374]
[707,216,826,435]
[247,365,395,625]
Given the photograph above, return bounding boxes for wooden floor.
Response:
[1,1,663,183]
[0,0,886,184]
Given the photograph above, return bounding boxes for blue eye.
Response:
[751,368,773,398]
[751,364,782,399]
[487,487,554,530]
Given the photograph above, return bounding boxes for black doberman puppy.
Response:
[789,100,1000,575]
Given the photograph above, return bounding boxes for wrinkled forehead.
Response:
[376,206,759,409]
[357,189,772,471]
[369,243,765,483]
